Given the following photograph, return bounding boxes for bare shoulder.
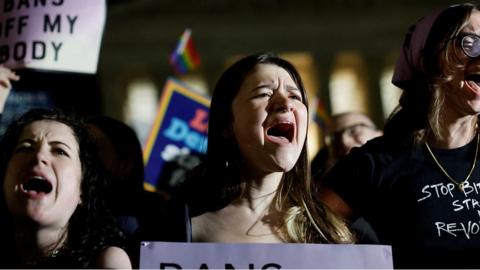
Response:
[191,213,208,241]
[96,246,132,269]
[192,212,219,241]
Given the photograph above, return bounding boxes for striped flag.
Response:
[313,97,331,133]
[169,28,201,74]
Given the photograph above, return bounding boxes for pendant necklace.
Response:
[424,132,479,192]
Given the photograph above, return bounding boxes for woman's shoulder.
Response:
[96,246,132,269]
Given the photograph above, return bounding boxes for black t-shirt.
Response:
[324,136,480,268]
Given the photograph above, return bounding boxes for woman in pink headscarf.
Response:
[320,3,480,268]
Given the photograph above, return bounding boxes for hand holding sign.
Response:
[0,65,18,112]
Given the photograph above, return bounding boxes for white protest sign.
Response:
[140,241,393,269]
[0,0,106,73]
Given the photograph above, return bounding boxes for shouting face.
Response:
[231,63,308,176]
[3,120,82,229]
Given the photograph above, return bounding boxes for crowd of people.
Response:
[0,2,479,268]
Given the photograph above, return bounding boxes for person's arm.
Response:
[96,246,132,269]
[319,143,380,222]
[319,187,353,220]
[0,66,19,113]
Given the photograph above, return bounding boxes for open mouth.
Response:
[21,176,53,194]
[267,122,295,143]
[465,73,480,95]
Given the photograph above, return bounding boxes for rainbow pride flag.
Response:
[169,28,201,74]
[314,97,331,133]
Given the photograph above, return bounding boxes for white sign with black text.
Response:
[140,241,393,269]
[0,0,106,73]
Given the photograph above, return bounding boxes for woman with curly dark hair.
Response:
[0,108,131,268]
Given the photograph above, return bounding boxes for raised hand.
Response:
[0,66,19,113]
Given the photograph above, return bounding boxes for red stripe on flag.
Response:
[169,28,201,74]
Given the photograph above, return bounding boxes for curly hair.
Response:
[0,108,125,268]
[182,53,353,243]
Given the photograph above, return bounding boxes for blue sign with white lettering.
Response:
[143,78,210,192]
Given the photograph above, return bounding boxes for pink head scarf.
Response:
[391,9,444,90]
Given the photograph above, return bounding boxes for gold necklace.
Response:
[424,132,479,192]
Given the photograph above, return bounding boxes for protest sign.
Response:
[140,241,393,269]
[0,0,106,73]
[143,78,209,192]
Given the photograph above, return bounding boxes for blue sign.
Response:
[143,78,210,191]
